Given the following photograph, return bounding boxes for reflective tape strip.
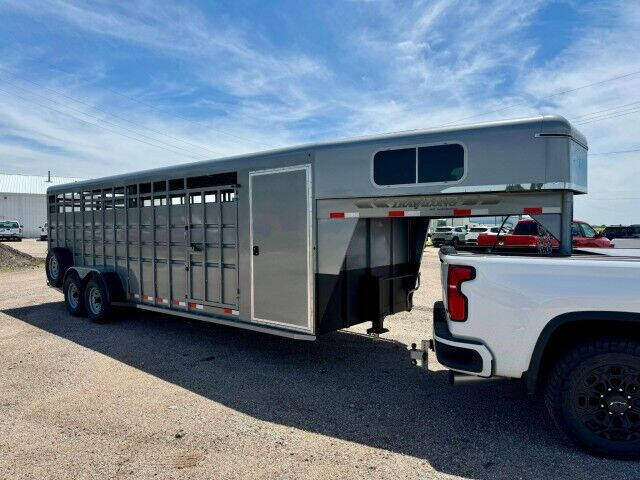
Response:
[143,295,154,302]
[132,293,140,299]
[542,207,561,214]
[171,300,186,307]
[523,207,543,215]
[388,210,405,217]
[188,303,204,310]
[453,209,471,216]
[471,209,489,215]
[156,297,169,305]
[329,212,359,219]
[404,210,421,217]
[223,308,240,316]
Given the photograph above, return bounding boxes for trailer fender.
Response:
[63,267,125,304]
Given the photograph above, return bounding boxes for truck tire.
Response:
[545,338,640,459]
[84,277,112,323]
[63,272,85,316]
[45,249,71,287]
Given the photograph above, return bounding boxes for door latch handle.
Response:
[253,245,259,256]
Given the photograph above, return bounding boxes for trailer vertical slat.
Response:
[166,181,171,308]
[125,186,130,296]
[218,189,224,306]
[202,188,207,303]
[137,184,142,301]
[112,187,116,275]
[152,182,157,305]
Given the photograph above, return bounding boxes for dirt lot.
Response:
[1,248,637,479]
[1,238,49,259]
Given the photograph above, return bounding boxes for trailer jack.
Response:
[409,340,429,368]
[366,316,389,335]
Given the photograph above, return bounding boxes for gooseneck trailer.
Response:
[45,115,587,339]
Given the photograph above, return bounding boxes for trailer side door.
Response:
[249,165,313,333]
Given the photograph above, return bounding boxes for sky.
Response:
[0,0,639,224]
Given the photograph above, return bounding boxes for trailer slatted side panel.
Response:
[49,176,240,313]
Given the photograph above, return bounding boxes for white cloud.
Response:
[0,0,639,224]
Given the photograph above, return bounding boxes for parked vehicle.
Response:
[603,224,640,240]
[476,219,611,251]
[432,226,467,247]
[465,225,508,245]
[421,247,640,459]
[39,222,48,241]
[0,220,23,241]
[572,220,612,248]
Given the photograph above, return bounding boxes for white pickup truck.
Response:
[426,246,640,459]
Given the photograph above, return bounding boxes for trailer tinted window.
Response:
[186,172,237,189]
[418,144,464,183]
[373,148,416,185]
[169,178,184,191]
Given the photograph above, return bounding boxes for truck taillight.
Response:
[447,265,475,321]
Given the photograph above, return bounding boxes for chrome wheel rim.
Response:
[67,282,80,309]
[49,257,59,280]
[88,287,102,315]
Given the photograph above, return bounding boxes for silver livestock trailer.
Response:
[45,115,587,340]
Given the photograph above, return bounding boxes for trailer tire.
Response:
[545,338,640,459]
[45,248,71,287]
[84,277,112,323]
[63,272,85,316]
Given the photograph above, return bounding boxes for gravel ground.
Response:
[1,248,637,479]
[0,242,42,269]
[1,238,49,259]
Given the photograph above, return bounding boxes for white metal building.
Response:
[0,172,82,238]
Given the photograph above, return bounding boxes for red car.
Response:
[476,219,611,250]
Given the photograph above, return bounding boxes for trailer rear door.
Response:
[249,165,313,333]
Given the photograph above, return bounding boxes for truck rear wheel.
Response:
[45,249,71,287]
[63,272,85,316]
[84,278,111,323]
[545,338,640,459]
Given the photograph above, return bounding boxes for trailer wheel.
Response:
[84,277,111,323]
[45,249,71,287]
[545,338,640,459]
[63,272,85,316]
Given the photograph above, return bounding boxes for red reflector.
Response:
[330,212,345,218]
[447,265,475,322]
[453,209,471,216]
[388,210,404,217]
[523,207,543,215]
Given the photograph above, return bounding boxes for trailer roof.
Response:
[48,115,586,193]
